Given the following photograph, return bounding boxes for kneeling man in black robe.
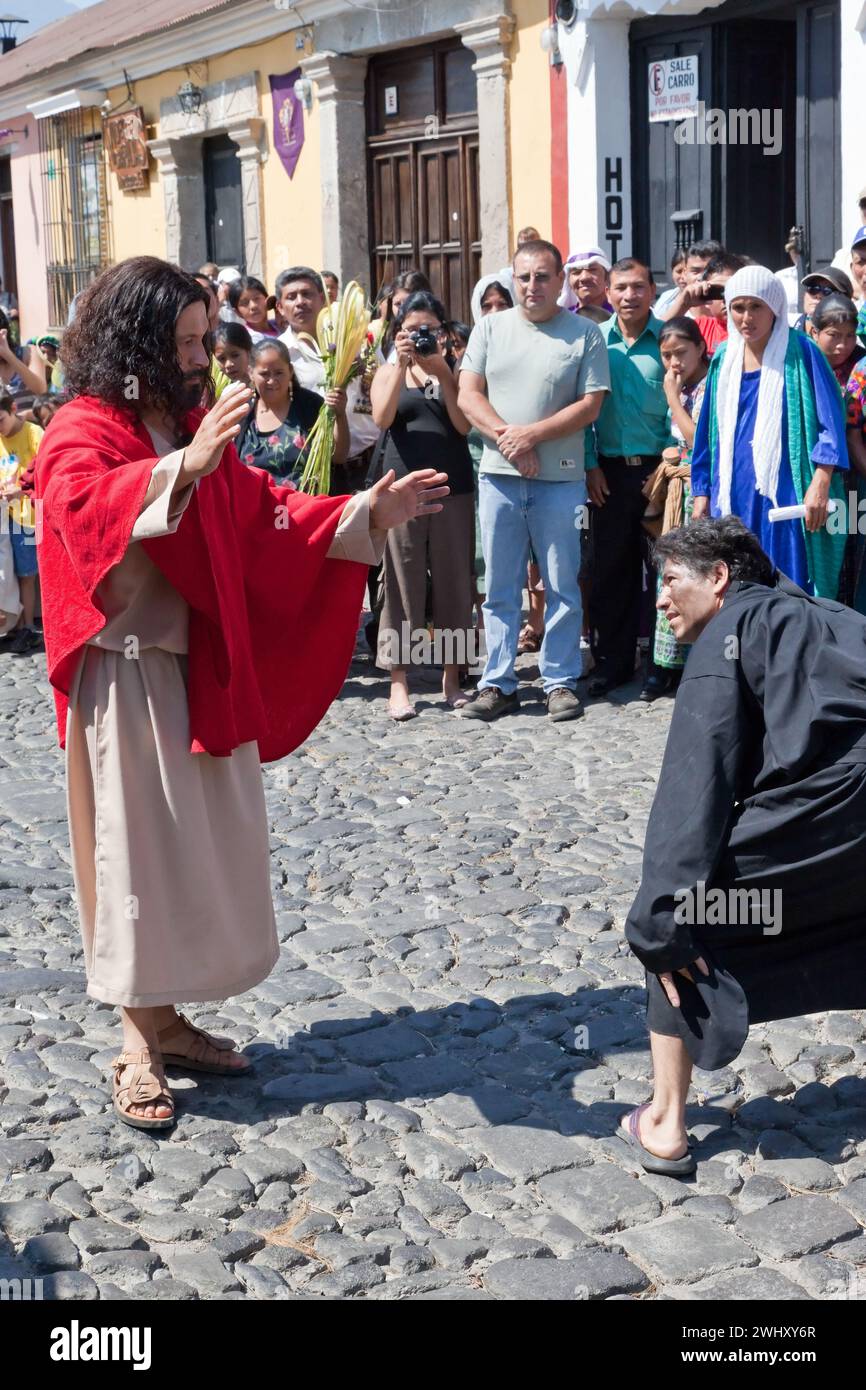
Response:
[623,516,866,1176]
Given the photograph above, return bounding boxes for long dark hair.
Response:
[384,270,433,352]
[396,290,447,327]
[214,321,253,354]
[61,256,213,425]
[658,315,709,365]
[228,275,273,311]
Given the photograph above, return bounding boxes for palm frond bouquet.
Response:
[296,280,372,494]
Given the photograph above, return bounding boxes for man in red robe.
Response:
[36,256,447,1129]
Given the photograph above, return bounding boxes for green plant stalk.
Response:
[298,405,336,495]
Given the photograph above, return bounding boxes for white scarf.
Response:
[715,264,790,516]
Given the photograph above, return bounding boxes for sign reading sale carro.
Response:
[648,56,699,123]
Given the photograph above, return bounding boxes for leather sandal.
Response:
[157,1011,251,1075]
[111,1049,175,1131]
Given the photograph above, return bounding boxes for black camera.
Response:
[409,325,439,357]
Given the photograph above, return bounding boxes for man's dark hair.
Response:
[0,393,14,413]
[513,239,563,273]
[396,291,447,326]
[811,293,858,333]
[275,266,325,299]
[60,256,214,424]
[688,239,724,261]
[703,252,747,279]
[610,257,655,285]
[654,516,775,586]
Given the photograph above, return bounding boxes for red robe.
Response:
[35,396,368,761]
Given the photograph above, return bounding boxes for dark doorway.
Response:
[630,24,715,288]
[718,20,796,270]
[367,39,480,323]
[203,133,244,271]
[0,157,15,302]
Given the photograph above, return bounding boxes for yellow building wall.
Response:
[509,0,553,244]
[101,13,550,288]
[103,32,324,288]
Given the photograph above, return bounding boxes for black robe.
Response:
[626,575,866,1067]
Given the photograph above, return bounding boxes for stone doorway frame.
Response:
[148,72,266,277]
[301,8,515,288]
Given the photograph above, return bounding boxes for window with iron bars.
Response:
[37,106,112,326]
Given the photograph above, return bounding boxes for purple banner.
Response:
[270,69,305,180]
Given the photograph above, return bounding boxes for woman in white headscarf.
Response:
[690,264,848,597]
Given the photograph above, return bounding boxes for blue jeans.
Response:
[478,472,585,696]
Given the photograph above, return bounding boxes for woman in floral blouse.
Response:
[236,340,349,485]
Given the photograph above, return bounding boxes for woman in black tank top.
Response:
[371,292,475,719]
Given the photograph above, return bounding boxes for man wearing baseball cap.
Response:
[796,266,854,335]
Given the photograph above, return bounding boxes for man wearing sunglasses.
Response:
[458,240,610,722]
[795,266,854,336]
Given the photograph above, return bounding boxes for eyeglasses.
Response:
[515,272,552,285]
[808,284,836,297]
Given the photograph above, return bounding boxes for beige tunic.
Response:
[66,432,384,1007]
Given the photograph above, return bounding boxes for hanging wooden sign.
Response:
[103,107,150,191]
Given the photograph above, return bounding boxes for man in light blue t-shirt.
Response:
[458,239,610,722]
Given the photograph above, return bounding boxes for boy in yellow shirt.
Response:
[0,394,43,654]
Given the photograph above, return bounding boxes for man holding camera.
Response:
[659,251,746,356]
[458,239,610,722]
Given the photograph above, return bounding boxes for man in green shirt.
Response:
[585,258,673,697]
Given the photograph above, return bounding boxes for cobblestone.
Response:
[1,648,866,1298]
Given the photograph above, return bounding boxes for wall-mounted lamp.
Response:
[293,77,313,113]
[540,24,563,67]
[177,80,203,117]
[0,124,28,139]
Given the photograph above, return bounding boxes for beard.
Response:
[180,368,209,411]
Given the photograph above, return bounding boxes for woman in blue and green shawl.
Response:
[690,264,848,597]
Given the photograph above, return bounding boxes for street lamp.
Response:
[177,80,203,117]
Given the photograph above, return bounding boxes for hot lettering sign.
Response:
[648,56,699,123]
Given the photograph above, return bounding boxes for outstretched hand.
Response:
[657,956,709,1009]
[368,468,450,530]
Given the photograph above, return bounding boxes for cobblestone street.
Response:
[1,639,866,1302]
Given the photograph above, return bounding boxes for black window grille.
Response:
[37,106,111,325]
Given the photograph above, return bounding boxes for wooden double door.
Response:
[367,40,481,324]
